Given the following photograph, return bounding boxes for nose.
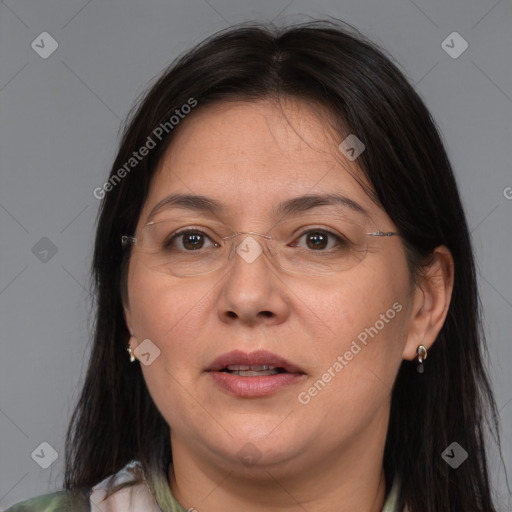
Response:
[216,234,290,327]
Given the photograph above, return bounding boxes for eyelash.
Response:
[165,228,220,249]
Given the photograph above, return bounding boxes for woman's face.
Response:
[124,99,416,477]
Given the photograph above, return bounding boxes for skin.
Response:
[123,98,454,512]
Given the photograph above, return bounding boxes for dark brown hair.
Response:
[64,20,502,511]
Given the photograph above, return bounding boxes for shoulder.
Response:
[3,460,159,512]
[4,490,90,512]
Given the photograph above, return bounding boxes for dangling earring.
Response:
[127,344,136,363]
[416,345,427,373]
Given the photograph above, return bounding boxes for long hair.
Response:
[64,20,501,511]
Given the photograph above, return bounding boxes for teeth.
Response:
[226,364,275,371]
[227,369,280,376]
[221,364,287,376]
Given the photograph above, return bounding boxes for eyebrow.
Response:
[147,192,369,222]
[147,193,225,222]
[275,193,368,218]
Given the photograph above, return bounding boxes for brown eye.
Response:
[182,232,205,250]
[164,230,217,251]
[293,229,348,251]
[305,231,328,250]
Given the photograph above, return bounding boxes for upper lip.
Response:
[206,350,305,374]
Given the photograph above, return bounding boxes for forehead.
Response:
[139,99,385,226]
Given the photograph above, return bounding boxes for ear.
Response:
[402,246,454,360]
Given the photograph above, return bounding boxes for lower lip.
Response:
[208,371,306,397]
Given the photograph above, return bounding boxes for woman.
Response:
[6,20,502,512]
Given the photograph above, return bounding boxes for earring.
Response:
[416,345,427,374]
[127,344,136,363]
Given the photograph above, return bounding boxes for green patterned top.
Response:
[5,460,401,511]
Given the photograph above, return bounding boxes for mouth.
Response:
[206,350,306,397]
[206,349,305,376]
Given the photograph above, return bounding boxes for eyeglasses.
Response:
[121,216,398,278]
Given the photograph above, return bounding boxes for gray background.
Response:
[0,0,511,510]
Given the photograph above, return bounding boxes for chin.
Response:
[212,429,306,465]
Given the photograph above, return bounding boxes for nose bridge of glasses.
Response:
[223,232,274,266]
[222,231,272,241]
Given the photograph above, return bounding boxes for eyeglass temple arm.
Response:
[367,231,397,237]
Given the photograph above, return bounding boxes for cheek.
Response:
[298,268,408,355]
[295,286,409,445]
[126,261,212,427]
[126,259,210,367]
[297,259,410,410]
